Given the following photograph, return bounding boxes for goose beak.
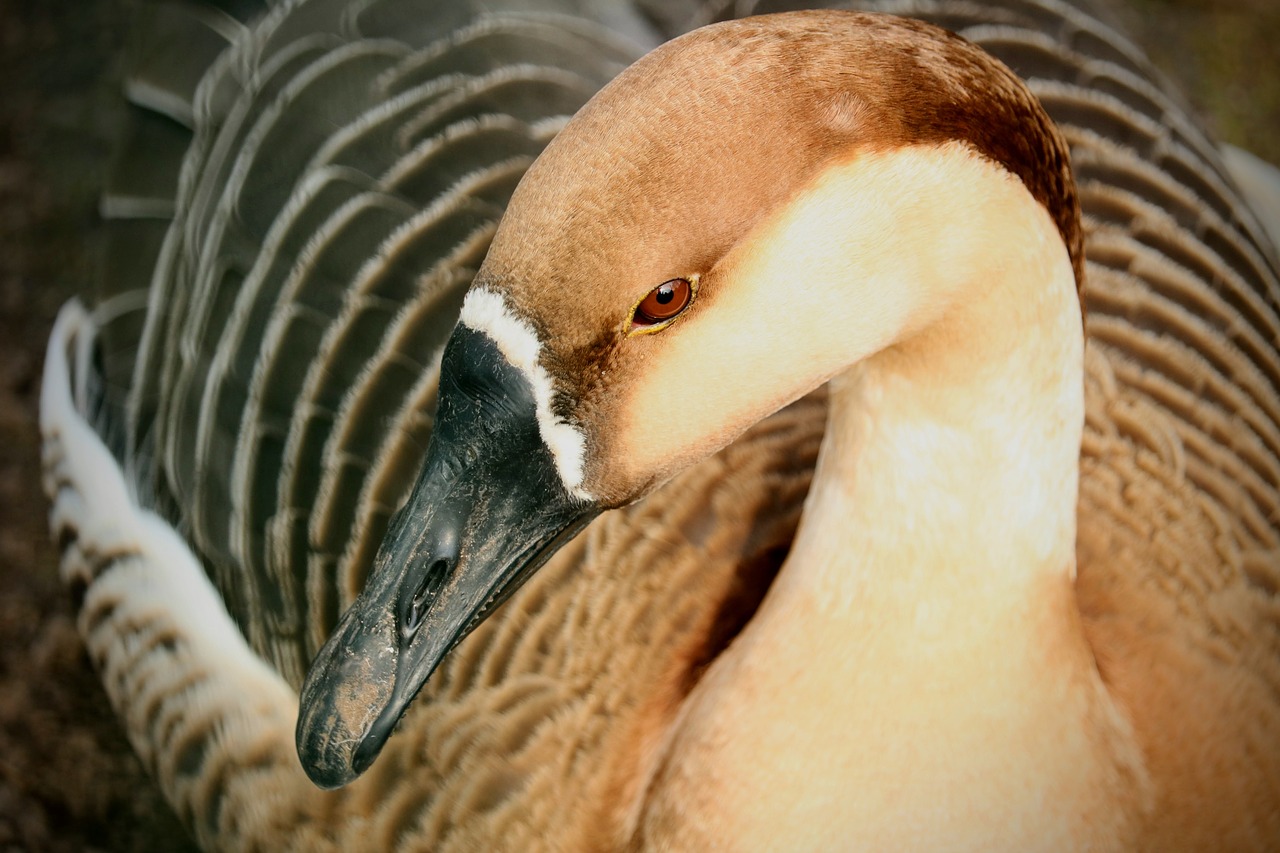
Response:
[295,323,599,789]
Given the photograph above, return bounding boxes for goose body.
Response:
[39,0,1280,849]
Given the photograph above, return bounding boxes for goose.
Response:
[38,0,1280,849]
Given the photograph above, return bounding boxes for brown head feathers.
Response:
[481,10,1084,325]
[472,10,1084,503]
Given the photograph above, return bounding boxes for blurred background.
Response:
[0,0,1276,849]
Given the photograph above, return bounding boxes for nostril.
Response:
[402,558,451,640]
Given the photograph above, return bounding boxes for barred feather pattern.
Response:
[117,0,646,684]
[40,0,1280,848]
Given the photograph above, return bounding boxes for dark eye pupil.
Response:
[631,277,693,329]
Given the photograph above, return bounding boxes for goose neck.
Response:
[629,145,1147,851]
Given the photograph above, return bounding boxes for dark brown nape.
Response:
[757,12,1086,295]
[884,18,1086,296]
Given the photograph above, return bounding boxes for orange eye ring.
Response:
[631,277,694,332]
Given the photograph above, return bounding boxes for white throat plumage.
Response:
[458,287,593,502]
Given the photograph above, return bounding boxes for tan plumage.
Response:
[38,0,1280,849]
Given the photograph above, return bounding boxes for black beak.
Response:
[295,323,599,789]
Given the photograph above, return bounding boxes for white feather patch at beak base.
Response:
[458,288,593,502]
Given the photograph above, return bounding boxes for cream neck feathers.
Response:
[629,142,1147,850]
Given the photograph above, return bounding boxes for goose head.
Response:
[296,9,1082,788]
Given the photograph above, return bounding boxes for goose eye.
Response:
[632,278,693,330]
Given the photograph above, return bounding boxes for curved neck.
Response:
[787,201,1084,615]
[632,146,1143,849]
